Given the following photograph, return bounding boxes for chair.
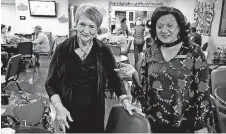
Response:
[106,105,151,133]
[1,54,22,94]
[109,45,129,63]
[121,39,132,56]
[210,67,226,132]
[50,35,67,58]
[17,42,36,72]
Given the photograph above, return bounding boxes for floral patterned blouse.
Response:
[133,42,210,130]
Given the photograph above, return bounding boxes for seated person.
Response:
[1,24,9,44]
[32,25,50,66]
[1,51,8,73]
[1,24,9,72]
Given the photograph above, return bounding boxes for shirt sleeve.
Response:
[32,33,44,44]
[45,45,62,98]
[189,47,210,130]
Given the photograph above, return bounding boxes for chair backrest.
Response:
[109,45,121,56]
[211,67,226,96]
[51,35,67,53]
[5,54,21,82]
[122,39,132,55]
[18,42,33,57]
[106,105,151,133]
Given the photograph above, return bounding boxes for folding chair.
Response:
[17,42,36,72]
[1,54,22,94]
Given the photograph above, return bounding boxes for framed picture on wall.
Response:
[219,0,226,36]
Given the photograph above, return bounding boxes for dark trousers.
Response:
[134,43,144,66]
[33,51,39,63]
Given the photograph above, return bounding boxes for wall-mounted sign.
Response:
[20,16,26,20]
[129,12,133,21]
[109,1,163,7]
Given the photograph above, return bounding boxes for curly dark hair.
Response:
[121,18,127,23]
[148,6,190,46]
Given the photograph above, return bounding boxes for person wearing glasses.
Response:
[45,3,137,133]
[131,6,210,133]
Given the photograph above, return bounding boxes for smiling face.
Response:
[76,15,97,42]
[156,14,180,43]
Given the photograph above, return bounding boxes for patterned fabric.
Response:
[133,42,210,131]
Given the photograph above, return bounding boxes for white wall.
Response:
[207,0,226,63]
[1,3,17,34]
[13,0,69,36]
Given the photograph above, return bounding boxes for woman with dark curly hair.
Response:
[132,6,210,133]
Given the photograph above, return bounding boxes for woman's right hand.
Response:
[54,102,73,133]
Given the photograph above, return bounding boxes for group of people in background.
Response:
[1,24,50,72]
[45,3,210,133]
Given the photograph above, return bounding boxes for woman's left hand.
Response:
[122,99,143,116]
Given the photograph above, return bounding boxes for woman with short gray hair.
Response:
[45,3,137,133]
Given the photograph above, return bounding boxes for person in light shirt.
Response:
[32,25,49,66]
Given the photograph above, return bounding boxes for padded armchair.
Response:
[210,67,226,132]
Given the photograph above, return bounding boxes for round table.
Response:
[114,55,128,63]
[215,87,226,105]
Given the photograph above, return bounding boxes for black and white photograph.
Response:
[1,0,226,133]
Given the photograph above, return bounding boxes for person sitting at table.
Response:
[129,6,210,133]
[32,25,50,66]
[1,24,9,72]
[1,24,9,44]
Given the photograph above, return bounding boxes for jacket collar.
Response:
[68,35,103,53]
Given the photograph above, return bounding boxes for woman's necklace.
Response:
[78,39,93,60]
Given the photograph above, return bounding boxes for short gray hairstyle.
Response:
[74,3,103,29]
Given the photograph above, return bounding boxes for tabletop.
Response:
[215,87,226,105]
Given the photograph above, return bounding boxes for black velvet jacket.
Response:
[45,35,126,104]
